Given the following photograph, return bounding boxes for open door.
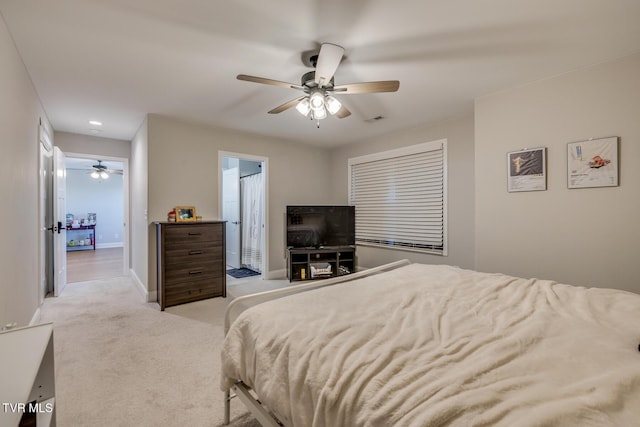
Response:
[39,129,54,302]
[222,167,241,269]
[53,147,67,296]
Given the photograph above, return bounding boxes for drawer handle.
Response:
[189,250,203,255]
[188,232,202,236]
[189,270,203,275]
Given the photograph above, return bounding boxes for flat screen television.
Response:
[286,205,355,248]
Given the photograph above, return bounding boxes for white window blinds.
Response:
[348,140,447,255]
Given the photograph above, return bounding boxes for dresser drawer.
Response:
[164,224,222,245]
[164,278,223,296]
[164,242,222,265]
[164,279,224,307]
[164,261,223,285]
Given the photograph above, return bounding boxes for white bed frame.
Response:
[222,259,411,426]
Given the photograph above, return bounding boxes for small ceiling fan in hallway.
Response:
[67,159,123,179]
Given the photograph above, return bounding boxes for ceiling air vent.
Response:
[364,115,384,123]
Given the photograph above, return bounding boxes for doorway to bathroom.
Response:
[220,152,268,280]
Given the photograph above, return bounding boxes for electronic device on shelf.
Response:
[286,205,355,248]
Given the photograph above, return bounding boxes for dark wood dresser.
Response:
[155,221,226,310]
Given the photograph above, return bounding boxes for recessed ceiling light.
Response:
[89,120,103,126]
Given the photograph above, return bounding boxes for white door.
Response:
[222,167,241,268]
[39,138,53,302]
[53,147,67,296]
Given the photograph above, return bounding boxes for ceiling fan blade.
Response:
[333,80,400,94]
[335,105,352,119]
[237,74,303,90]
[268,96,306,114]
[67,167,123,175]
[314,43,344,87]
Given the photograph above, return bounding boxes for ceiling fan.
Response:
[237,43,400,127]
[90,160,110,179]
[67,160,123,179]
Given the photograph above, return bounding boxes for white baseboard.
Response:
[130,269,156,303]
[29,307,42,326]
[265,269,286,280]
[96,242,124,249]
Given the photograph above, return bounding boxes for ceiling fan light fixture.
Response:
[312,106,327,120]
[296,98,311,116]
[309,91,325,109]
[325,95,342,115]
[91,160,109,179]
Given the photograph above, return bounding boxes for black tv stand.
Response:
[287,246,355,282]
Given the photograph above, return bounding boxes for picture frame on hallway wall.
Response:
[175,206,196,222]
[567,136,619,189]
[507,147,547,192]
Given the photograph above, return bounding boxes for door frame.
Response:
[218,151,269,278]
[63,151,130,277]
[222,166,241,269]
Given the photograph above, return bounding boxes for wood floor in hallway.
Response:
[66,247,124,283]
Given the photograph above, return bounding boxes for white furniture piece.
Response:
[0,323,56,426]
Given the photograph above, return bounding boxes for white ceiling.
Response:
[1,1,640,147]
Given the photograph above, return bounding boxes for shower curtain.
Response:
[241,173,263,272]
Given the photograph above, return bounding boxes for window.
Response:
[348,139,447,255]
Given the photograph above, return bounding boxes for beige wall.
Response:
[475,53,640,293]
[54,131,130,159]
[330,116,476,270]
[144,114,334,292]
[0,15,50,327]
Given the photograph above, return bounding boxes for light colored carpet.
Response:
[39,276,270,427]
[226,276,291,299]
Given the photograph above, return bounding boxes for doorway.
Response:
[39,146,130,296]
[64,155,128,283]
[219,152,268,279]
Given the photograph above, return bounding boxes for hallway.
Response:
[66,247,124,283]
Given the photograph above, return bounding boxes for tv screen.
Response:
[286,205,355,248]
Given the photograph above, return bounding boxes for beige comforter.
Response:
[221,264,640,426]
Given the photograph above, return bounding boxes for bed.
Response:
[221,261,640,426]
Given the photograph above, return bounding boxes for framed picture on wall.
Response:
[567,137,619,189]
[507,147,547,192]
[175,206,196,222]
